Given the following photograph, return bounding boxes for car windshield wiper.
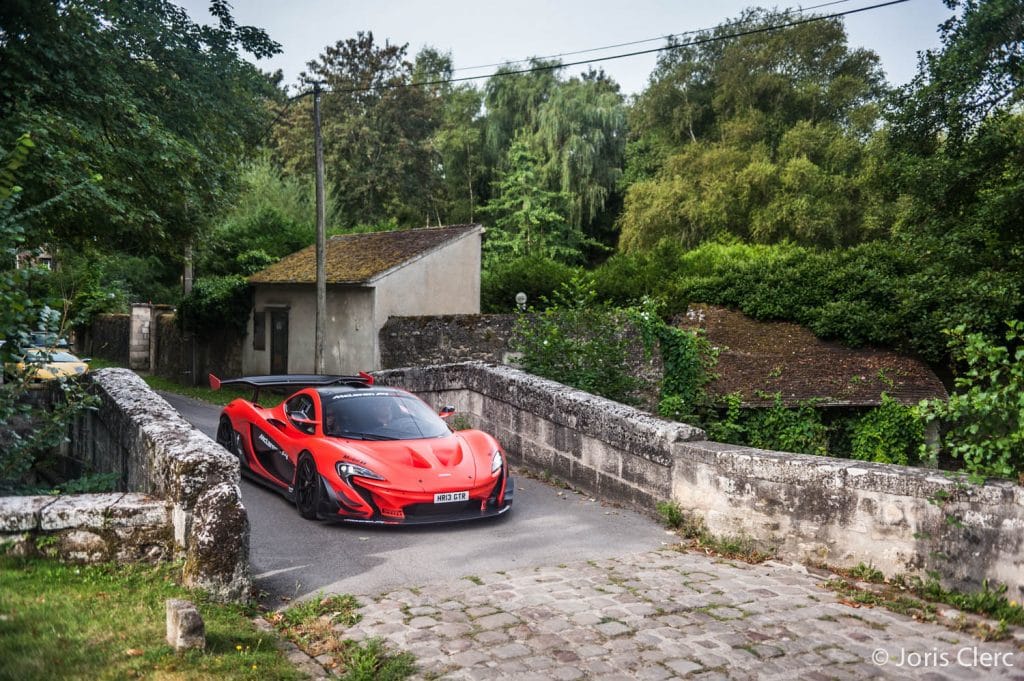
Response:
[334,431,399,441]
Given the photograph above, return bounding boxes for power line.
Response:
[449,0,854,74]
[284,0,910,100]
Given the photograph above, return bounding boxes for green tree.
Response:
[532,70,627,240]
[0,0,281,267]
[919,322,1024,479]
[277,32,441,228]
[619,8,885,251]
[196,155,319,277]
[0,135,98,490]
[479,138,585,265]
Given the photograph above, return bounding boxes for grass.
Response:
[656,500,775,563]
[88,358,250,406]
[266,594,416,680]
[0,556,301,681]
[824,566,1024,640]
[0,556,418,680]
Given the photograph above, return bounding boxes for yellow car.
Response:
[6,347,89,383]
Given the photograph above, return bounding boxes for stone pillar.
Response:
[129,304,153,371]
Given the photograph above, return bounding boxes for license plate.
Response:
[434,491,469,504]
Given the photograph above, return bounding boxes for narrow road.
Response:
[161,391,671,605]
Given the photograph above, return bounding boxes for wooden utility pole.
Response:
[313,81,327,375]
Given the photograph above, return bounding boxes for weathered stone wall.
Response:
[380,313,663,409]
[152,313,242,385]
[82,309,242,387]
[376,362,1024,598]
[154,313,189,381]
[0,494,172,564]
[0,368,250,601]
[380,314,521,368]
[84,313,130,365]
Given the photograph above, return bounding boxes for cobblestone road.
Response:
[323,548,1024,680]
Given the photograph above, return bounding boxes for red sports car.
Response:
[211,373,513,524]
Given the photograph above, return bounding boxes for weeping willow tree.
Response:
[533,70,627,235]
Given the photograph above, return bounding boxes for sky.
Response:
[177,0,951,96]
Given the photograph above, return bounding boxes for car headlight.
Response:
[336,462,385,482]
[490,450,503,476]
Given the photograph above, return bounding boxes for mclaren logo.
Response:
[257,433,278,451]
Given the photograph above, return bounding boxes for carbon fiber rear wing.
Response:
[209,372,374,404]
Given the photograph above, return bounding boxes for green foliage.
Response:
[197,156,318,277]
[177,276,251,340]
[745,394,829,456]
[512,275,640,404]
[620,8,885,251]
[629,299,716,422]
[276,32,441,228]
[0,137,99,490]
[591,239,1024,365]
[849,562,885,583]
[919,321,1024,479]
[706,393,748,445]
[480,254,577,313]
[850,394,925,466]
[479,137,591,265]
[1,0,281,261]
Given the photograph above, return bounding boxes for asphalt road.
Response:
[161,391,670,606]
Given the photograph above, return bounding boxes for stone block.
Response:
[41,494,126,530]
[166,599,205,651]
[0,496,55,532]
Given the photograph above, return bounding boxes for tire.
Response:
[294,453,321,520]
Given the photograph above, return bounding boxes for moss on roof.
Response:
[678,305,948,408]
[248,225,481,285]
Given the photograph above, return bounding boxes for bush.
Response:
[850,394,925,466]
[512,275,640,404]
[919,321,1024,479]
[481,255,577,313]
[177,275,250,340]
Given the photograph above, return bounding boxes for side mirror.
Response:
[439,405,456,419]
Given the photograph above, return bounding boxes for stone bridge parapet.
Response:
[0,368,249,601]
[377,361,1023,598]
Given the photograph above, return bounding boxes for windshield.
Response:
[25,349,80,363]
[322,391,450,441]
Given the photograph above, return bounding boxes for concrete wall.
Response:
[245,284,376,375]
[376,362,1024,599]
[372,229,482,363]
[0,368,250,601]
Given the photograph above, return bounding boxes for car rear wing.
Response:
[209,372,374,404]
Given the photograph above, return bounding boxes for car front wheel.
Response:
[295,453,321,520]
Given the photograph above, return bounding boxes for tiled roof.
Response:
[678,305,948,407]
[248,225,481,285]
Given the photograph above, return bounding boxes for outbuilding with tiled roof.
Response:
[244,225,482,375]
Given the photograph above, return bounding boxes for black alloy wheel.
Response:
[295,453,321,520]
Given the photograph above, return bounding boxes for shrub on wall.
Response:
[919,321,1024,479]
[850,394,925,466]
[512,275,640,404]
[177,275,250,340]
